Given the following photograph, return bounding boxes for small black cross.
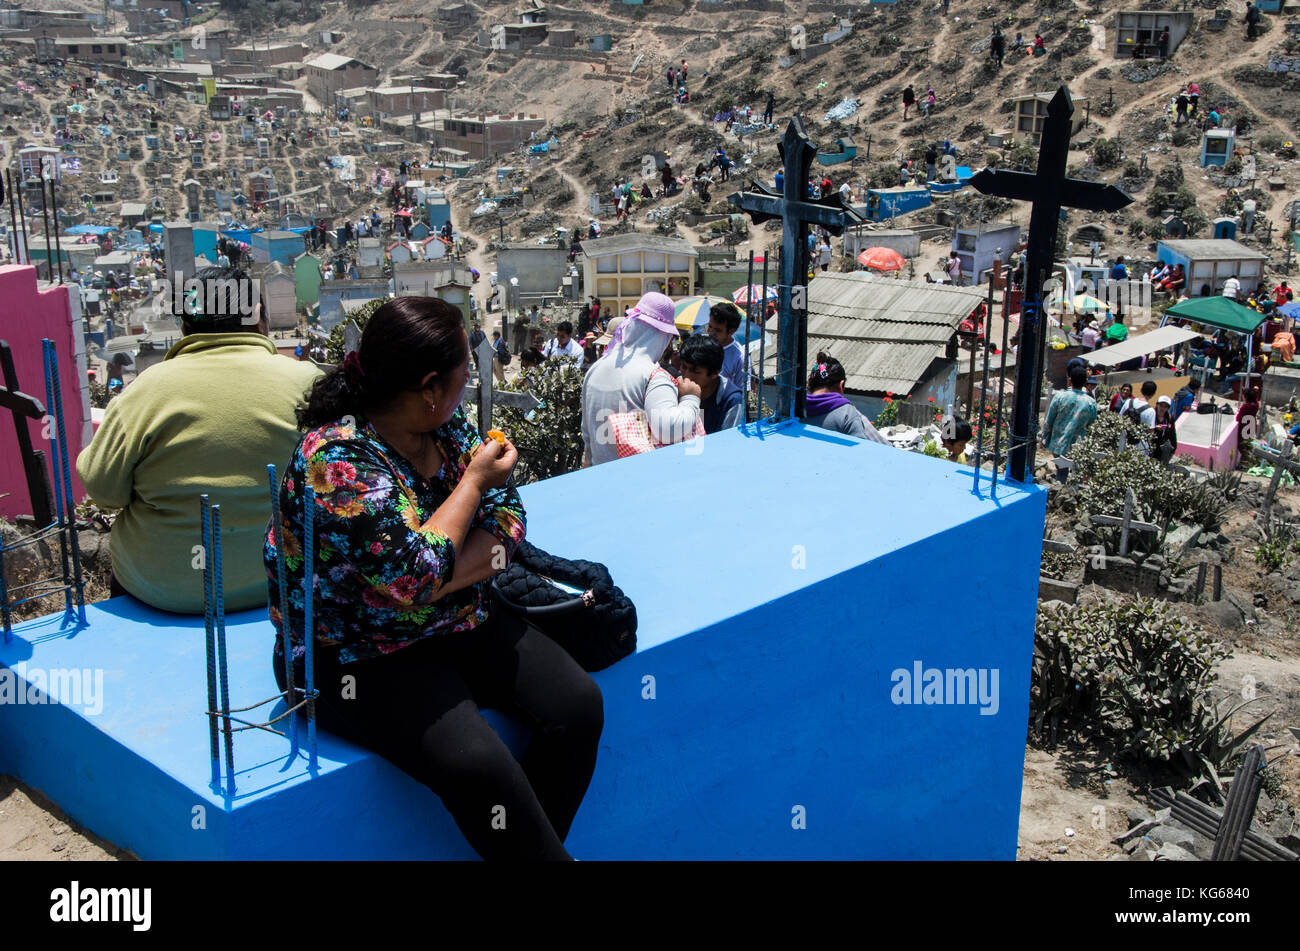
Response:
[970,85,1132,482]
[728,117,865,418]
[0,341,54,528]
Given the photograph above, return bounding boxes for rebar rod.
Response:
[267,465,298,751]
[302,485,318,771]
[43,340,84,622]
[992,265,1012,494]
[200,495,221,791]
[972,277,994,493]
[211,504,236,798]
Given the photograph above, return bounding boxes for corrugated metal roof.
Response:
[304,52,367,71]
[753,338,941,395]
[751,273,983,394]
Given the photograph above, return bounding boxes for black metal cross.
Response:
[970,86,1132,483]
[0,341,54,528]
[727,117,865,418]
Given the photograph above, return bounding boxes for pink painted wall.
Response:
[0,265,90,522]
[1175,413,1240,473]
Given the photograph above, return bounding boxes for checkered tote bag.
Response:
[607,369,706,458]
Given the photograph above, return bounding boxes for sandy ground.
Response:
[0,775,133,861]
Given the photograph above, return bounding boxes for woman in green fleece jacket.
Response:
[76,266,321,613]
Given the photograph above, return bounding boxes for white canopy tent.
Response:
[1081,325,1201,366]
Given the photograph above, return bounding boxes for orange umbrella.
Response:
[856,246,906,271]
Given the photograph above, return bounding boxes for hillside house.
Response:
[304,53,378,109]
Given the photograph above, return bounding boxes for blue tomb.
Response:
[0,424,1045,859]
[864,186,932,222]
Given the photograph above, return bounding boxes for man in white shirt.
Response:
[838,181,853,203]
[1081,320,1101,350]
[542,321,585,362]
[1121,379,1158,427]
[1221,275,1240,300]
[1240,198,1256,234]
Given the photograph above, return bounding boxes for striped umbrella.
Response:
[731,284,779,305]
[673,295,766,343]
[673,295,728,334]
[1049,291,1110,313]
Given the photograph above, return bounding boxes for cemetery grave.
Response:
[3,0,1300,864]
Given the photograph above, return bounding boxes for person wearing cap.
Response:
[76,265,321,614]
[1041,362,1098,481]
[581,332,599,372]
[1081,320,1101,350]
[1150,395,1178,464]
[580,291,703,466]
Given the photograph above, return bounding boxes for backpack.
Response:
[1122,398,1146,427]
[496,340,511,365]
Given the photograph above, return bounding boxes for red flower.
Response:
[388,575,420,602]
[325,461,357,486]
[927,396,935,402]
[883,396,893,404]
[369,541,383,555]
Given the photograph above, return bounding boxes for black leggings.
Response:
[275,608,603,861]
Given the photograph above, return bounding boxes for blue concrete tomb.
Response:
[0,423,1045,859]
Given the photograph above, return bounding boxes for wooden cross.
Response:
[0,341,54,528]
[970,86,1133,482]
[1256,443,1299,521]
[727,117,865,418]
[469,336,540,437]
[1090,488,1160,557]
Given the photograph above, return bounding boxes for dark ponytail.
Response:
[297,296,468,430]
[807,351,847,392]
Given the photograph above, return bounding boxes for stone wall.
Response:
[1082,554,1194,601]
[523,45,610,64]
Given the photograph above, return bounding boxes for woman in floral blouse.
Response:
[265,296,603,861]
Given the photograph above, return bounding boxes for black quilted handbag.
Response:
[491,541,637,672]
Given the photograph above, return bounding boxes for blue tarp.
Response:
[65,224,115,236]
[218,227,262,245]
